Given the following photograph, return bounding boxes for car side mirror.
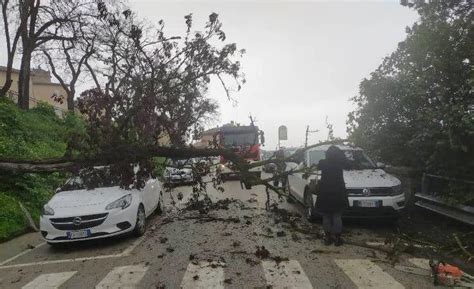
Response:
[376,162,386,169]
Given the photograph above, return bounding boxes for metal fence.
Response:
[416,173,474,225]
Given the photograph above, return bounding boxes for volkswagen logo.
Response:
[362,188,371,196]
[72,217,82,226]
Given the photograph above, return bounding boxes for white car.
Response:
[163,166,195,185]
[286,144,405,220]
[40,171,163,245]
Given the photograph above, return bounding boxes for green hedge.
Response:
[0,100,85,241]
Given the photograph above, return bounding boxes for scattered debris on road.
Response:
[255,246,270,259]
[159,237,168,243]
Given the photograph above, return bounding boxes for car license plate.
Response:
[357,200,380,207]
[67,229,91,239]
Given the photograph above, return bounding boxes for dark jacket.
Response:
[315,159,349,214]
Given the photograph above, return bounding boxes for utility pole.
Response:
[305,125,319,147]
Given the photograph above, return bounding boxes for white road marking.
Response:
[365,242,386,247]
[335,259,404,289]
[408,258,430,270]
[262,260,313,289]
[180,261,225,289]
[96,265,148,289]
[0,253,125,269]
[0,237,144,270]
[120,237,145,256]
[22,271,76,289]
[0,242,46,266]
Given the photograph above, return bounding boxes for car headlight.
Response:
[105,194,132,210]
[391,184,403,196]
[42,204,55,216]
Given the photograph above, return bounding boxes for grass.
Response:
[0,100,84,241]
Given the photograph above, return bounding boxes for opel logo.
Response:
[72,217,82,226]
[362,188,371,196]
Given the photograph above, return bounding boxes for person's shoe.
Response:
[323,232,333,246]
[334,234,344,246]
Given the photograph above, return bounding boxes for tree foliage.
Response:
[348,0,473,178]
[37,5,245,188]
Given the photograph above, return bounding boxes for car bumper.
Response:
[343,206,404,218]
[314,193,406,219]
[219,164,262,176]
[346,193,405,218]
[40,206,138,243]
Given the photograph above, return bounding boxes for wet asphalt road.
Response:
[0,173,435,289]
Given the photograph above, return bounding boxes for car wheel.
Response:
[133,205,146,237]
[304,188,316,222]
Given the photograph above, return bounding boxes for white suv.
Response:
[286,144,405,220]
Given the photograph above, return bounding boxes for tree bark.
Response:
[67,88,75,112]
[0,78,13,98]
[18,47,32,110]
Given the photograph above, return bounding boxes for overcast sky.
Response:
[128,0,418,149]
[0,0,419,149]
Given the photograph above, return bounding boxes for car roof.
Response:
[306,144,363,153]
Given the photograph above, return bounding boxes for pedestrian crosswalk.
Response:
[16,258,429,289]
[181,261,225,289]
[335,259,404,289]
[95,265,149,289]
[262,260,313,289]
[22,271,77,289]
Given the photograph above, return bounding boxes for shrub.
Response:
[0,100,84,240]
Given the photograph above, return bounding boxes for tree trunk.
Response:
[0,57,14,98]
[18,48,31,110]
[67,89,75,112]
[0,78,13,98]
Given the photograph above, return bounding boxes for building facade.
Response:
[0,66,68,115]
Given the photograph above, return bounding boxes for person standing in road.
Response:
[316,145,349,246]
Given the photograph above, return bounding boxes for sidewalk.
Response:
[0,232,44,264]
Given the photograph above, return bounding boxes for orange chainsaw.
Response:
[395,260,474,287]
[430,260,474,287]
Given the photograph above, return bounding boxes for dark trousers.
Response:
[321,211,342,234]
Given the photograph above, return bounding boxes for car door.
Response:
[293,162,308,202]
[287,161,306,202]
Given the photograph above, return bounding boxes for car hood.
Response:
[48,186,130,210]
[343,169,400,188]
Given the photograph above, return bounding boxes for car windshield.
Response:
[222,132,257,146]
[59,169,121,192]
[344,150,376,170]
[308,149,376,170]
